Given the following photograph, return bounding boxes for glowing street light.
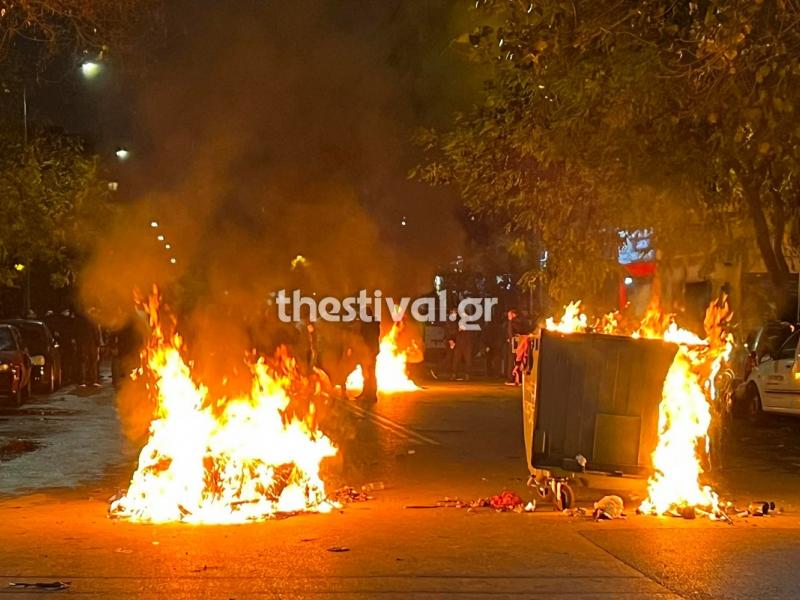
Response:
[624,276,634,286]
[150,221,159,228]
[80,61,102,79]
[157,234,165,241]
[115,148,130,160]
[13,263,25,272]
[170,257,177,265]
[165,244,171,250]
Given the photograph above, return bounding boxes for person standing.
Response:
[431,308,458,380]
[452,320,476,381]
[75,311,101,388]
[358,308,381,403]
[504,309,522,385]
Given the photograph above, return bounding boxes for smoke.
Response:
[80,1,467,446]
[82,0,465,322]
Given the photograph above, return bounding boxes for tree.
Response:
[0,0,161,61]
[415,0,800,302]
[0,125,113,289]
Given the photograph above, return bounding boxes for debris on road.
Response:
[405,490,534,513]
[9,581,70,591]
[360,481,385,492]
[592,495,625,520]
[327,546,350,553]
[488,490,525,510]
[330,486,373,504]
[747,501,777,516]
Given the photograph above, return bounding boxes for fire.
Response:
[639,300,733,516]
[376,323,420,393]
[545,296,733,517]
[110,293,337,524]
[346,322,419,395]
[544,301,621,336]
[638,344,725,515]
[544,300,588,333]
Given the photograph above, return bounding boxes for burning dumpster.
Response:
[522,328,678,508]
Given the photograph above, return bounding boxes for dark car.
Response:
[0,319,62,393]
[0,324,32,406]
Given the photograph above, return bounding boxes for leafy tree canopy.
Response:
[0,124,113,287]
[416,0,800,302]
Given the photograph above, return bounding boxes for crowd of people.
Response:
[433,306,533,385]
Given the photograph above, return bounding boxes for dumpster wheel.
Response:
[531,476,575,511]
[554,482,574,511]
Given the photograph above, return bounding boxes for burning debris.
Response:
[109,291,338,524]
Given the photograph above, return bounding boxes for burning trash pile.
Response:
[109,292,338,524]
[543,297,735,520]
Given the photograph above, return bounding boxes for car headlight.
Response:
[31,355,46,366]
[0,364,9,372]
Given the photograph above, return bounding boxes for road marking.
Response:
[344,401,440,446]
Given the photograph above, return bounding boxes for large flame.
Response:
[639,300,733,516]
[544,296,733,517]
[110,293,337,524]
[346,322,419,395]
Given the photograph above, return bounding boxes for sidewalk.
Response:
[0,383,126,496]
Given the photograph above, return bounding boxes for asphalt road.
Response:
[1,379,800,598]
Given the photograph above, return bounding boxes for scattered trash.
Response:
[418,491,532,513]
[592,495,625,520]
[327,546,350,553]
[330,486,372,503]
[489,490,525,510]
[748,501,776,516]
[360,481,385,493]
[114,547,133,554]
[9,581,70,591]
[562,507,588,517]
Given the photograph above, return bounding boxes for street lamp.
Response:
[150,221,159,228]
[80,61,102,79]
[157,234,165,241]
[115,148,130,160]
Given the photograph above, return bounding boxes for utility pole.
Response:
[22,84,31,316]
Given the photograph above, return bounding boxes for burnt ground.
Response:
[0,378,799,598]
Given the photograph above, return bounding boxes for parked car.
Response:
[0,324,32,406]
[737,325,800,419]
[0,320,62,393]
[739,321,796,382]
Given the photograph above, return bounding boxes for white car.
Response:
[741,327,800,417]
